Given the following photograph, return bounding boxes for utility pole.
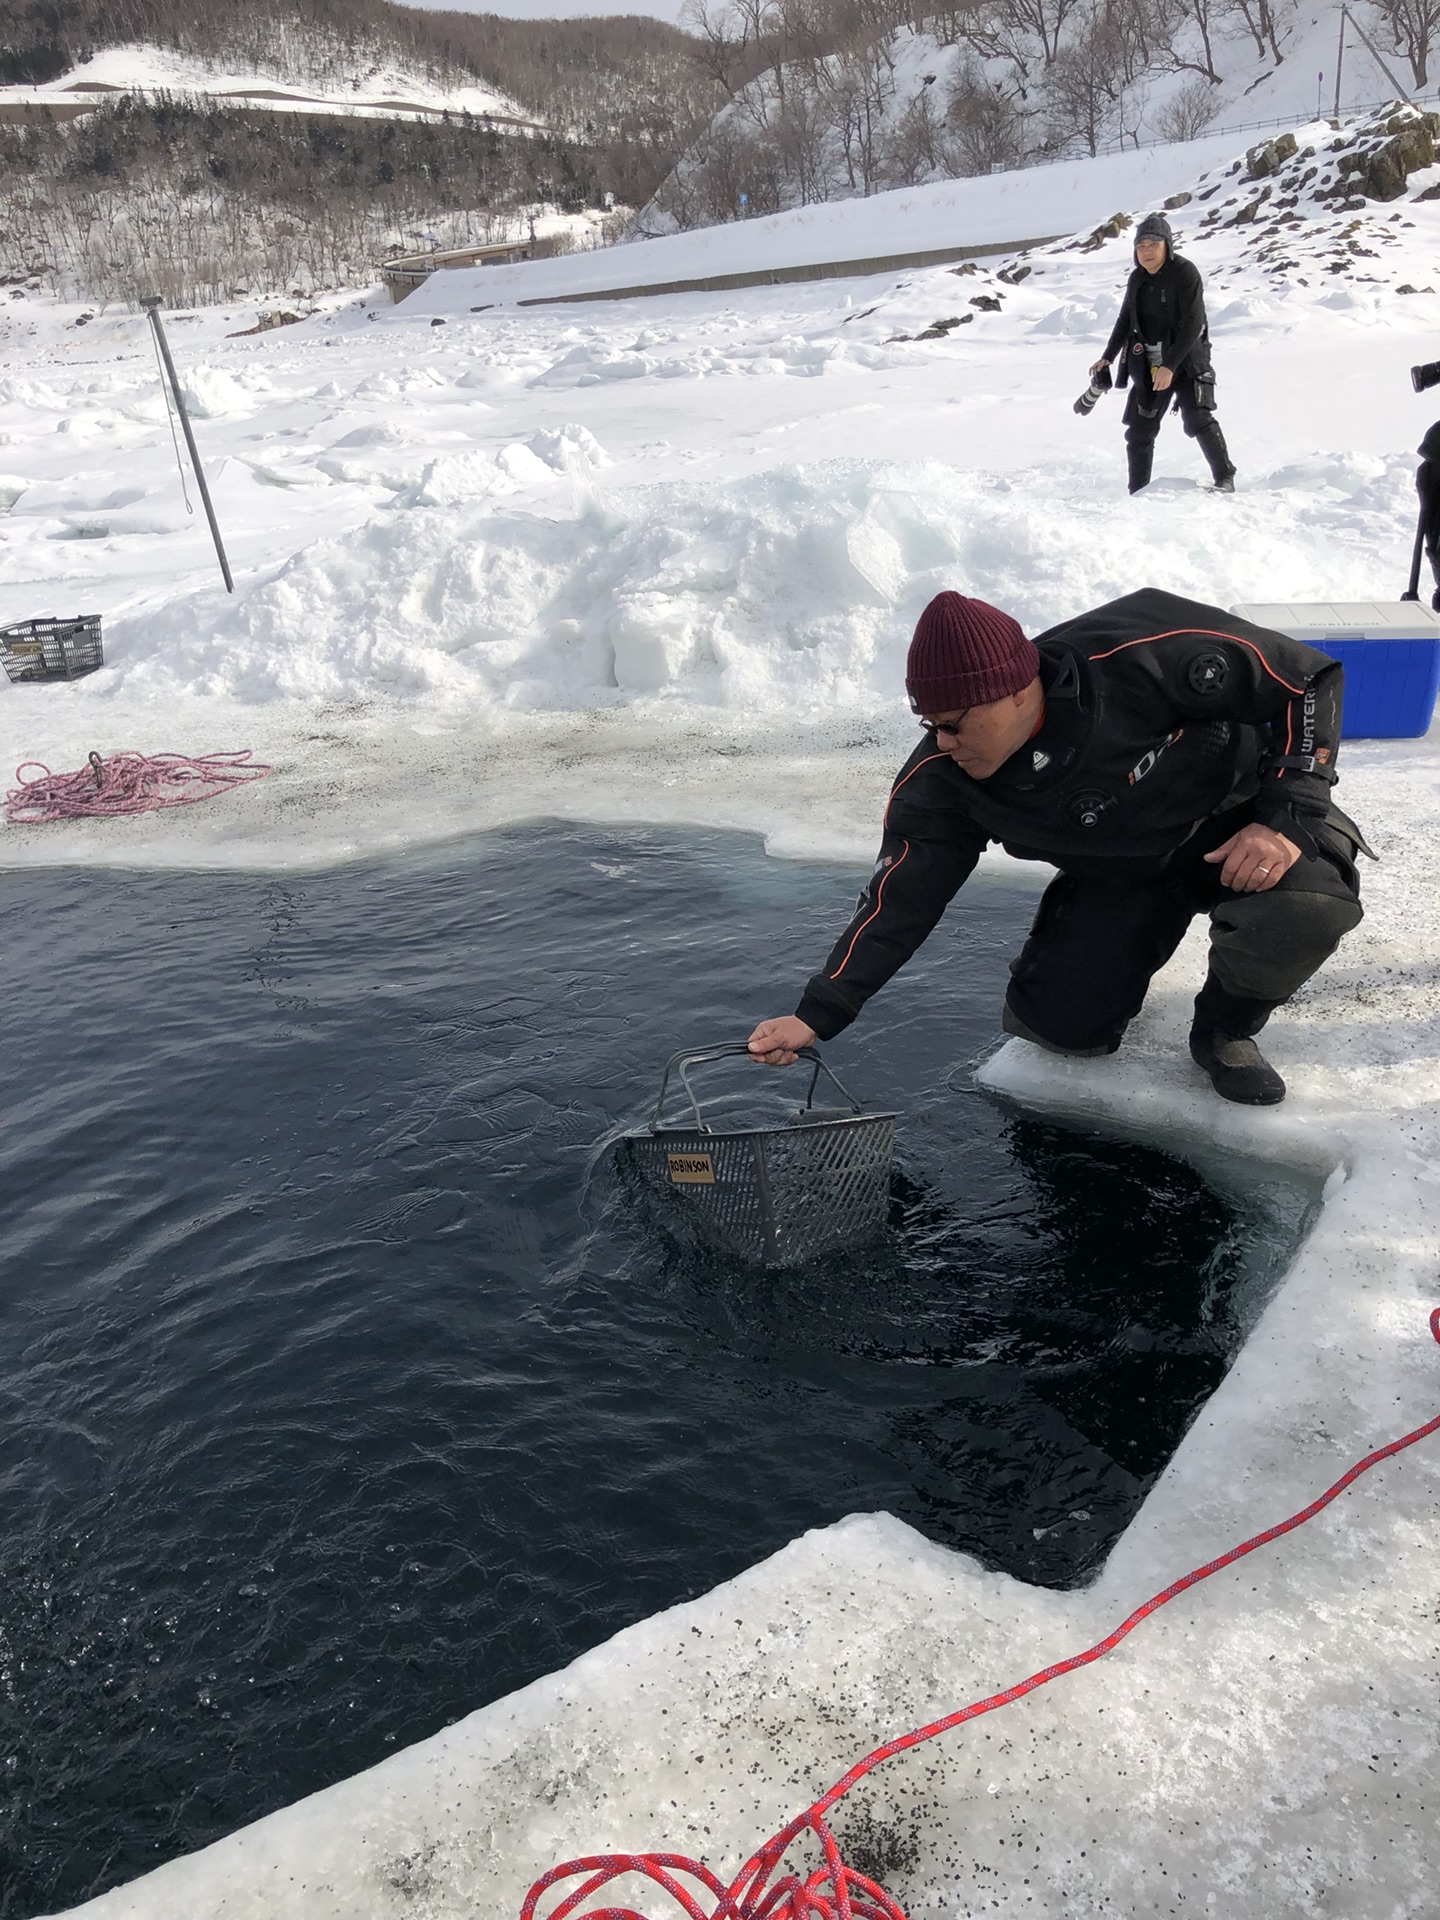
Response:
[1334,8,1345,116]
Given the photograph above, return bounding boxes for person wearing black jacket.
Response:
[1091,211,1235,496]
[748,589,1367,1106]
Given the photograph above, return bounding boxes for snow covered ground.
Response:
[5,124,1438,1917]
[0,40,536,127]
[4,119,1437,869]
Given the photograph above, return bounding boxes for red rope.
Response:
[5,749,271,824]
[523,1306,1440,1920]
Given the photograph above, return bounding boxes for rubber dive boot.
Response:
[1188,1025,1285,1105]
[1199,423,1235,493]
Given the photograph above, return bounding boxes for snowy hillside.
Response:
[0,32,602,307]
[2,116,1439,1920]
[410,132,1252,306]
[640,2,1440,233]
[0,39,539,129]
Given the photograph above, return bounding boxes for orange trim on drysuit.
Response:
[1087,625,1309,785]
[829,749,950,981]
[829,841,910,980]
[1086,626,1307,697]
[883,749,950,826]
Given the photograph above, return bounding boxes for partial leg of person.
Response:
[1122,387,1163,495]
[1187,816,1364,1104]
[1002,868,1197,1055]
[1416,422,1440,611]
[1177,370,1235,491]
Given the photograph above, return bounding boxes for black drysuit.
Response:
[1101,253,1233,492]
[794,590,1366,1056]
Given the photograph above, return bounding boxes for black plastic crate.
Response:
[623,1044,896,1267]
[0,615,104,684]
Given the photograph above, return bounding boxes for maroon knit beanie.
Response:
[905,592,1039,713]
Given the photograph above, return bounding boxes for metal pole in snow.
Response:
[141,296,235,594]
[1403,509,1426,601]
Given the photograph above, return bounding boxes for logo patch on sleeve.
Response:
[1128,729,1182,785]
[1186,650,1230,696]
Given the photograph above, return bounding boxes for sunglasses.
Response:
[918,714,966,739]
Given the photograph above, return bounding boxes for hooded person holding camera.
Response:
[1090,211,1235,496]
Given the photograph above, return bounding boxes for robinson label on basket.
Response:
[666,1152,716,1185]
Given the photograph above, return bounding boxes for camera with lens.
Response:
[1412,360,1440,394]
[1074,362,1113,416]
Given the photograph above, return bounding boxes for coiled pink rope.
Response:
[523,1306,1440,1920]
[5,749,272,824]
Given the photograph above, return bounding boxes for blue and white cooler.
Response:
[1230,600,1440,740]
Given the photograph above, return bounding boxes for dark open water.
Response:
[0,824,1314,1917]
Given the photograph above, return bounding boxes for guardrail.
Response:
[515,232,1067,307]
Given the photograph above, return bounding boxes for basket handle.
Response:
[649,1042,864,1134]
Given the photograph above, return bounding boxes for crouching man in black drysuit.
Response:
[1091,211,1235,496]
[748,588,1369,1106]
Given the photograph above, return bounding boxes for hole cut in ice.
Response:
[0,824,1317,1917]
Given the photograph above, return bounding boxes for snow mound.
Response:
[178,367,269,419]
[100,453,1411,707]
[530,335,910,386]
[527,423,611,472]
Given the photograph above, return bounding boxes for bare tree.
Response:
[1164,0,1225,81]
[1152,72,1220,136]
[773,80,834,199]
[1374,0,1440,86]
[879,82,945,183]
[945,60,1026,170]
[1005,0,1088,66]
[1044,3,1126,153]
[1222,0,1290,64]
[680,0,753,94]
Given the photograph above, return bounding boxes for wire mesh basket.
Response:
[623,1043,896,1267]
[0,615,104,684]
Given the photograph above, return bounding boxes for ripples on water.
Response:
[0,825,1315,1916]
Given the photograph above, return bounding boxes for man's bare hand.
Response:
[1089,358,1110,376]
[1203,823,1300,893]
[1152,365,1174,391]
[747,1016,816,1065]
